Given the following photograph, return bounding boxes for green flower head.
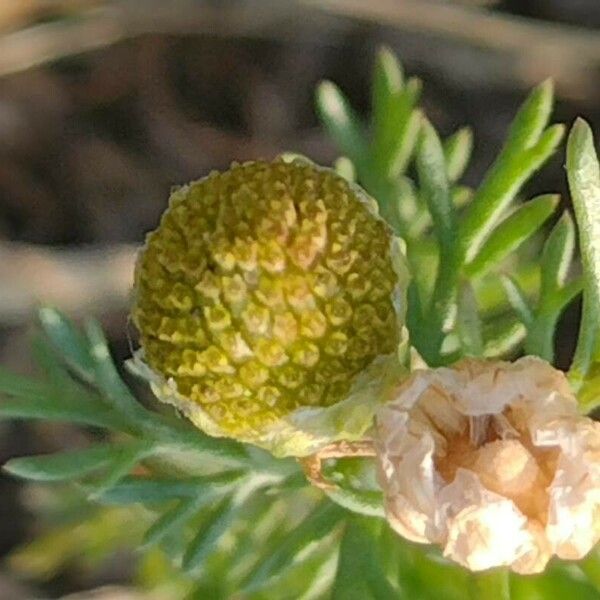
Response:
[132,159,407,456]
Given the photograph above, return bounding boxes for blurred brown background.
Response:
[0,1,598,597]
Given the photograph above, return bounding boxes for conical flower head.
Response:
[132,159,407,456]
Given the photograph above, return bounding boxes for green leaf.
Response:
[444,127,473,183]
[0,367,53,401]
[315,81,368,170]
[413,119,460,364]
[182,496,236,572]
[331,521,371,600]
[0,395,123,429]
[30,335,75,390]
[385,103,421,179]
[500,275,534,327]
[85,319,148,423]
[504,79,554,154]
[372,46,403,146]
[459,80,560,263]
[242,501,343,591]
[579,547,600,590]
[4,442,147,482]
[469,569,510,600]
[453,185,473,209]
[220,497,295,590]
[466,194,559,279]
[408,186,473,238]
[97,472,244,505]
[511,563,600,600]
[38,307,95,380]
[528,305,578,364]
[0,338,130,430]
[524,212,580,362]
[379,528,436,599]
[87,442,154,499]
[566,119,600,390]
[366,174,412,236]
[333,156,356,182]
[332,519,397,600]
[371,56,421,179]
[552,278,583,312]
[526,286,581,363]
[461,123,564,263]
[356,522,402,600]
[540,212,576,298]
[143,496,207,548]
[387,107,422,179]
[254,543,337,600]
[324,486,385,519]
[457,281,484,356]
[394,543,472,600]
[483,317,526,359]
[417,119,456,252]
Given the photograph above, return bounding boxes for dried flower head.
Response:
[132,159,407,456]
[376,357,600,574]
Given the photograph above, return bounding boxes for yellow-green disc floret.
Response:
[133,159,400,441]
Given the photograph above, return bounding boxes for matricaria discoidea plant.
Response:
[2,48,600,598]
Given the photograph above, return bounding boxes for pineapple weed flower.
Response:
[133,159,407,457]
[376,358,600,574]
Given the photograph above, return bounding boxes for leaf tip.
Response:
[315,80,337,102]
[546,193,561,211]
[539,78,554,98]
[567,118,597,172]
[375,45,403,86]
[568,117,593,150]
[558,209,575,228]
[3,458,28,479]
[37,306,61,326]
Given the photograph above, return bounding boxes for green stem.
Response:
[469,569,510,600]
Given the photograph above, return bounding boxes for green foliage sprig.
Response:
[316,49,570,367]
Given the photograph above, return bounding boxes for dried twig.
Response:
[0,1,309,79]
[0,243,136,324]
[299,440,376,490]
[0,0,598,99]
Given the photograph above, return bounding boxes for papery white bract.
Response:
[375,357,600,573]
